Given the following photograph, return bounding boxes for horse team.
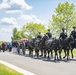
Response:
[0,26,76,61]
[12,30,76,61]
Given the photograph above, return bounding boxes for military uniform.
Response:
[37,32,42,39]
[71,27,76,39]
[46,29,52,38]
[59,28,67,40]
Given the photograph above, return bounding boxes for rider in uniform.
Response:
[46,29,52,39]
[37,32,42,40]
[71,26,76,40]
[59,28,67,40]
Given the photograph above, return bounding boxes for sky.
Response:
[0,0,76,42]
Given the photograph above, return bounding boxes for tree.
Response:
[11,27,26,41]
[11,27,18,41]
[49,2,76,37]
[21,22,47,39]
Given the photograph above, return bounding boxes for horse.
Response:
[61,36,74,60]
[40,35,62,61]
[34,38,41,57]
[53,37,68,61]
[70,38,76,58]
[26,38,35,56]
[45,38,55,58]
[40,34,50,58]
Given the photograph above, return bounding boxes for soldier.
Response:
[46,29,52,38]
[59,28,67,40]
[71,26,76,39]
[37,32,42,39]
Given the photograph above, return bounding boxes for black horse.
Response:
[40,34,48,58]
[26,38,35,56]
[61,36,74,60]
[40,34,53,58]
[70,38,76,58]
[40,34,62,61]
[51,38,63,60]
[34,38,41,57]
[45,38,55,58]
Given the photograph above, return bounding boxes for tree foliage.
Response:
[12,22,46,41]
[49,2,76,37]
[11,27,18,41]
[21,22,47,39]
[12,2,76,40]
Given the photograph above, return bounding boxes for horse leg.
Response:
[44,49,46,58]
[29,49,31,56]
[54,50,57,61]
[31,49,33,57]
[37,49,39,57]
[59,49,62,60]
[22,48,25,55]
[71,49,73,58]
[63,49,66,58]
[51,50,53,58]
[38,49,39,57]
[56,50,59,61]
[54,53,56,61]
[67,49,69,60]
[47,50,50,58]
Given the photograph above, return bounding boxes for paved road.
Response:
[0,51,76,75]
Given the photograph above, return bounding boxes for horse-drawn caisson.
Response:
[12,26,76,61]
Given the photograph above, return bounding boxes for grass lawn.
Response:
[72,49,76,56]
[26,49,76,55]
[61,49,76,56]
[0,63,24,75]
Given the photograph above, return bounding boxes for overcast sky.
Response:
[0,0,76,42]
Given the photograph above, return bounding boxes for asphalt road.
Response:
[0,51,76,75]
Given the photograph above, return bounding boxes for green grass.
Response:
[60,49,76,56]
[73,49,76,55]
[0,63,24,75]
[26,49,76,56]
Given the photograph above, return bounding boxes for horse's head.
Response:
[43,34,49,40]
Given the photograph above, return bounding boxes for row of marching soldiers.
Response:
[37,26,76,41]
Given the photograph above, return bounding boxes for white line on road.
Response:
[0,60,36,75]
